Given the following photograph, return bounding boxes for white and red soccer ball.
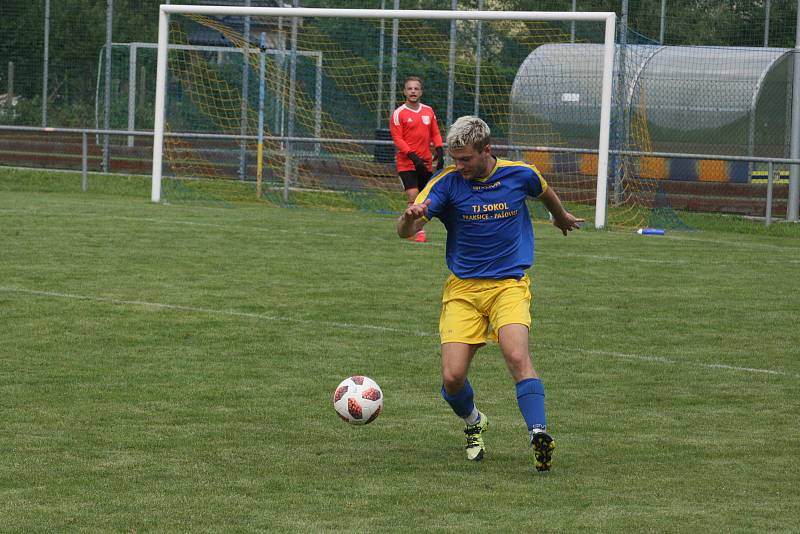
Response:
[333,376,383,425]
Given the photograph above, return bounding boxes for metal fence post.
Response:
[474,0,483,116]
[314,54,322,155]
[789,0,800,221]
[42,0,50,127]
[128,44,137,147]
[613,0,629,206]
[6,62,13,111]
[388,0,399,118]
[275,17,285,148]
[103,0,113,172]
[82,132,89,192]
[283,1,299,203]
[239,0,252,181]
[376,0,386,129]
[765,160,774,225]
[257,32,266,198]
[446,0,456,128]
[571,0,576,43]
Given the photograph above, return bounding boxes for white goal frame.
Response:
[151,6,617,229]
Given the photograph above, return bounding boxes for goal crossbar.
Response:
[151,6,616,228]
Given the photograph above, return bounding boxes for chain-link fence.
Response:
[1,0,799,222]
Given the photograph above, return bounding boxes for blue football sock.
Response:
[441,379,476,419]
[516,378,546,430]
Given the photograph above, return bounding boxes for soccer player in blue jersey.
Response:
[396,116,582,471]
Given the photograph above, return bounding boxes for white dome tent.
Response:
[510,44,794,161]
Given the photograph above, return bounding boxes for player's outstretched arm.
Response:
[539,187,584,236]
[397,199,431,238]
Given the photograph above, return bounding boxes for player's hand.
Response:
[435,146,444,171]
[553,212,584,236]
[401,198,431,222]
[408,152,428,175]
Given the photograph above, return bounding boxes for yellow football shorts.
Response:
[439,274,532,345]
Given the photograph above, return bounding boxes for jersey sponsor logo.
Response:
[462,209,519,221]
[462,202,518,221]
[472,202,509,212]
[463,213,489,221]
[472,181,501,191]
[422,115,430,125]
[492,209,519,219]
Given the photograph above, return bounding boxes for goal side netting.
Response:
[151,6,623,228]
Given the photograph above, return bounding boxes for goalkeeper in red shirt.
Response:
[390,77,445,243]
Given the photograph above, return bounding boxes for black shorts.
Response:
[399,169,431,191]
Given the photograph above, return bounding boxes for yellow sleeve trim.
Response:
[496,159,549,197]
[538,175,549,196]
[414,167,452,204]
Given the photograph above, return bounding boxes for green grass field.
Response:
[1,169,799,532]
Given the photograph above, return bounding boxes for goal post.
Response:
[151,6,616,229]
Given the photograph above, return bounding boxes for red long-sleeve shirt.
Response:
[389,104,443,173]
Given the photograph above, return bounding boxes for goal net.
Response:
[151,6,618,228]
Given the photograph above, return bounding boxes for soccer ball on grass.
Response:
[333,376,383,425]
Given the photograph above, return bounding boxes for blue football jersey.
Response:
[415,159,548,279]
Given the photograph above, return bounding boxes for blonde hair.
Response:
[446,116,491,151]
[404,76,422,88]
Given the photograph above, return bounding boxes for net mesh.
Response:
[160,12,635,224]
[1,1,797,226]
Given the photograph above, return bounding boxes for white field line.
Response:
[1,286,794,379]
[0,286,431,337]
[553,346,793,377]
[545,252,689,265]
